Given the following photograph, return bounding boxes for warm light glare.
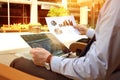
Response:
[62,0,67,9]
[30,0,38,24]
[80,6,88,25]
[78,0,89,3]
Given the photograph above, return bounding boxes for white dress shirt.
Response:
[50,0,120,79]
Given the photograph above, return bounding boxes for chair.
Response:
[69,42,87,52]
[69,38,89,56]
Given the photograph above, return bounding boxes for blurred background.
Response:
[0,0,105,32]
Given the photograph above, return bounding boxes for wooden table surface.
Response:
[0,63,44,80]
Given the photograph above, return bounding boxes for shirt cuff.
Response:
[86,28,95,38]
[50,56,64,73]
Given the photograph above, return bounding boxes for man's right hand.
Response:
[73,24,88,35]
[30,48,51,66]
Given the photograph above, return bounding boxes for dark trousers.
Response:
[10,57,71,80]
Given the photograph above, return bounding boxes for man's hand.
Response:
[74,24,88,35]
[30,48,51,66]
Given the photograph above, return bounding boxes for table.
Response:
[0,63,44,80]
[0,32,87,65]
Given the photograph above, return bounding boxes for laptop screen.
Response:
[20,33,70,56]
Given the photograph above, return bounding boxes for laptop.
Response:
[20,33,70,56]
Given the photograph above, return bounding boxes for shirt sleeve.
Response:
[50,43,107,80]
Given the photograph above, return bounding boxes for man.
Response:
[10,0,120,80]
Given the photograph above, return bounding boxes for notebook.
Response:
[20,33,70,56]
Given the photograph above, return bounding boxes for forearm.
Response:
[50,51,107,80]
[50,56,79,79]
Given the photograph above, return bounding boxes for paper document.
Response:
[45,16,85,46]
[45,15,80,36]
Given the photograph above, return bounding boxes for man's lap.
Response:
[10,57,71,80]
